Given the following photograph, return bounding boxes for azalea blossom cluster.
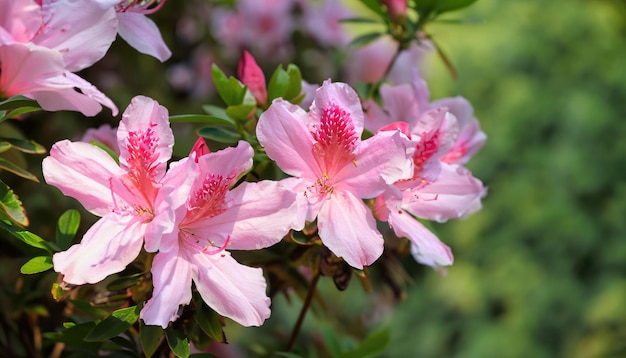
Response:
[0,0,486,351]
[0,0,169,116]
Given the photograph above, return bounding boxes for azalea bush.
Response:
[0,0,486,356]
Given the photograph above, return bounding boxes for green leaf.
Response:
[267,65,290,103]
[340,328,391,358]
[274,353,306,358]
[69,300,109,319]
[90,140,119,164]
[357,0,387,19]
[42,321,102,351]
[0,218,53,253]
[0,137,46,154]
[0,157,39,182]
[0,106,41,123]
[85,305,141,342]
[211,64,246,106]
[197,127,241,144]
[225,104,255,121]
[338,17,380,24]
[169,114,236,127]
[192,293,225,343]
[0,179,28,226]
[285,64,303,101]
[56,209,80,251]
[435,0,478,13]
[20,256,53,274]
[348,32,383,48]
[189,354,218,358]
[106,272,145,291]
[0,141,11,153]
[140,323,164,358]
[0,96,39,111]
[166,326,190,358]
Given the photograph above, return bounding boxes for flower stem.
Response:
[286,270,321,351]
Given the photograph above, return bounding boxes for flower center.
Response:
[126,123,159,184]
[413,131,440,174]
[115,0,165,14]
[184,173,232,225]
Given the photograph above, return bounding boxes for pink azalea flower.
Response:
[0,0,118,115]
[366,77,486,269]
[298,0,352,47]
[81,124,120,155]
[141,141,299,328]
[108,0,172,62]
[256,80,413,269]
[42,96,175,284]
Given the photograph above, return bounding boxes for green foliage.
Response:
[85,305,141,342]
[0,179,28,225]
[20,255,53,274]
[267,64,304,104]
[56,209,80,251]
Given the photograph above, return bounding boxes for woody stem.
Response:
[286,270,321,351]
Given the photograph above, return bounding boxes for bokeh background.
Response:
[2,0,626,356]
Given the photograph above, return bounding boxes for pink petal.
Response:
[35,0,117,72]
[117,96,173,182]
[184,180,299,250]
[317,190,384,269]
[379,83,420,128]
[0,42,65,96]
[191,251,271,327]
[402,163,486,222]
[0,0,41,43]
[195,141,253,183]
[52,214,144,285]
[338,130,413,198]
[117,12,171,62]
[387,209,454,267]
[256,98,320,179]
[238,50,267,106]
[309,80,365,136]
[141,249,193,328]
[42,140,125,216]
[363,99,391,134]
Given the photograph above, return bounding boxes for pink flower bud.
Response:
[238,50,268,107]
[190,137,210,162]
[381,0,407,22]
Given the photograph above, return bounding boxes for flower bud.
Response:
[381,0,407,22]
[238,50,268,107]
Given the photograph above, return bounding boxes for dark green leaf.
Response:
[340,328,390,358]
[169,114,236,127]
[106,272,145,291]
[0,179,28,225]
[56,209,80,251]
[0,157,39,181]
[42,321,102,351]
[0,106,41,123]
[166,326,190,358]
[192,293,225,343]
[85,305,141,342]
[0,218,53,253]
[140,322,164,358]
[274,353,306,358]
[197,127,241,144]
[211,64,246,106]
[0,137,45,154]
[0,96,39,111]
[357,0,387,19]
[348,32,383,48]
[20,256,53,274]
[69,300,109,319]
[338,17,380,24]
[267,65,290,103]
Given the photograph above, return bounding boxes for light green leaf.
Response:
[85,305,141,342]
[0,179,28,226]
[166,326,190,358]
[267,65,290,103]
[0,218,53,253]
[0,96,39,111]
[20,256,53,274]
[211,64,246,106]
[0,106,41,123]
[348,32,383,48]
[340,328,391,358]
[285,64,303,101]
[56,209,80,251]
[225,104,255,121]
[435,0,478,13]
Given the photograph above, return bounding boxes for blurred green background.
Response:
[3,0,626,356]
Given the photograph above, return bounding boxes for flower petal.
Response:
[387,209,453,267]
[52,214,144,285]
[117,96,173,182]
[317,190,383,269]
[141,248,193,328]
[185,180,299,250]
[402,163,486,222]
[309,80,365,135]
[257,98,319,179]
[42,140,124,216]
[117,12,171,62]
[192,251,271,327]
[338,130,413,198]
